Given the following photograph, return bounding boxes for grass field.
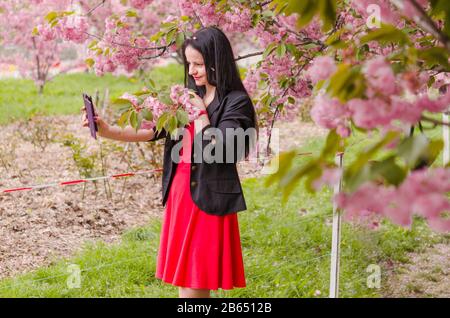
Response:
[0,65,448,297]
[0,63,184,125]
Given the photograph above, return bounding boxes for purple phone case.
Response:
[82,93,98,140]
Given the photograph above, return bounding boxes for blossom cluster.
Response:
[309,56,450,136]
[335,168,450,233]
[119,84,200,130]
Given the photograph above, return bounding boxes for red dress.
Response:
[155,121,246,290]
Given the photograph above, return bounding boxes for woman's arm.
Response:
[100,124,155,142]
[82,108,155,142]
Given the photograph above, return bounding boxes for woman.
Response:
[82,26,257,298]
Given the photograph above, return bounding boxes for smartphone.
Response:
[82,93,98,140]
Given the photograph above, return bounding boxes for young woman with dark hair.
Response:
[82,26,257,298]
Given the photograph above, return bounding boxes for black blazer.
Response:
[147,90,256,216]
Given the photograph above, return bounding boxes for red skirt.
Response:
[155,122,246,290]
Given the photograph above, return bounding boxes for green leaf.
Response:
[176,108,189,127]
[129,111,138,129]
[263,43,278,59]
[345,131,400,184]
[45,11,58,23]
[320,129,343,159]
[327,64,366,102]
[156,112,170,132]
[276,44,287,57]
[176,32,185,48]
[166,116,178,137]
[370,156,406,186]
[325,29,348,49]
[136,113,143,132]
[50,19,59,28]
[117,110,131,129]
[295,1,320,28]
[417,47,450,71]
[360,24,410,47]
[251,13,262,27]
[126,10,138,18]
[264,150,297,187]
[345,163,372,192]
[141,108,153,121]
[150,31,164,42]
[397,134,430,168]
[111,98,132,106]
[146,78,156,90]
[318,0,337,32]
[356,44,370,61]
[85,58,95,68]
[304,165,323,193]
[280,160,320,203]
[165,28,177,45]
[88,40,98,49]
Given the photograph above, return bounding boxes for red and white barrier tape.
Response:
[0,168,163,194]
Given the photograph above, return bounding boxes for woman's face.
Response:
[185,45,209,86]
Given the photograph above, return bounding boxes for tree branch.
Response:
[83,32,170,51]
[234,50,264,61]
[138,44,173,60]
[420,115,450,126]
[392,0,450,52]
[84,0,106,16]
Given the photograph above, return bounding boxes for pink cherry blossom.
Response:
[129,0,154,10]
[336,168,450,232]
[58,15,89,44]
[312,167,343,190]
[310,94,351,136]
[363,56,398,96]
[120,92,140,109]
[306,56,337,84]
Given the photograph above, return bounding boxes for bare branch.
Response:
[420,115,450,126]
[138,44,173,60]
[392,0,450,52]
[84,0,106,16]
[83,32,171,51]
[235,50,264,61]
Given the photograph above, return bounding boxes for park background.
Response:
[0,0,449,298]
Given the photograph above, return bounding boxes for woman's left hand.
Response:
[188,91,206,111]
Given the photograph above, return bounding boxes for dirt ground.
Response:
[382,243,449,298]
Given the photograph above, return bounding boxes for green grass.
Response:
[0,63,184,125]
[0,133,446,298]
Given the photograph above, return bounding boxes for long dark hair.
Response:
[181,26,245,101]
[180,26,259,144]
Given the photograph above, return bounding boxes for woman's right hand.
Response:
[81,106,110,137]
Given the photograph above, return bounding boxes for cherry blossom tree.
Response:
[0,0,88,94]
[39,0,450,232]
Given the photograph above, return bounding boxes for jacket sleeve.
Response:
[194,93,256,164]
[147,126,167,142]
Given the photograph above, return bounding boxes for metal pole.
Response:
[444,111,449,166]
[329,152,344,298]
